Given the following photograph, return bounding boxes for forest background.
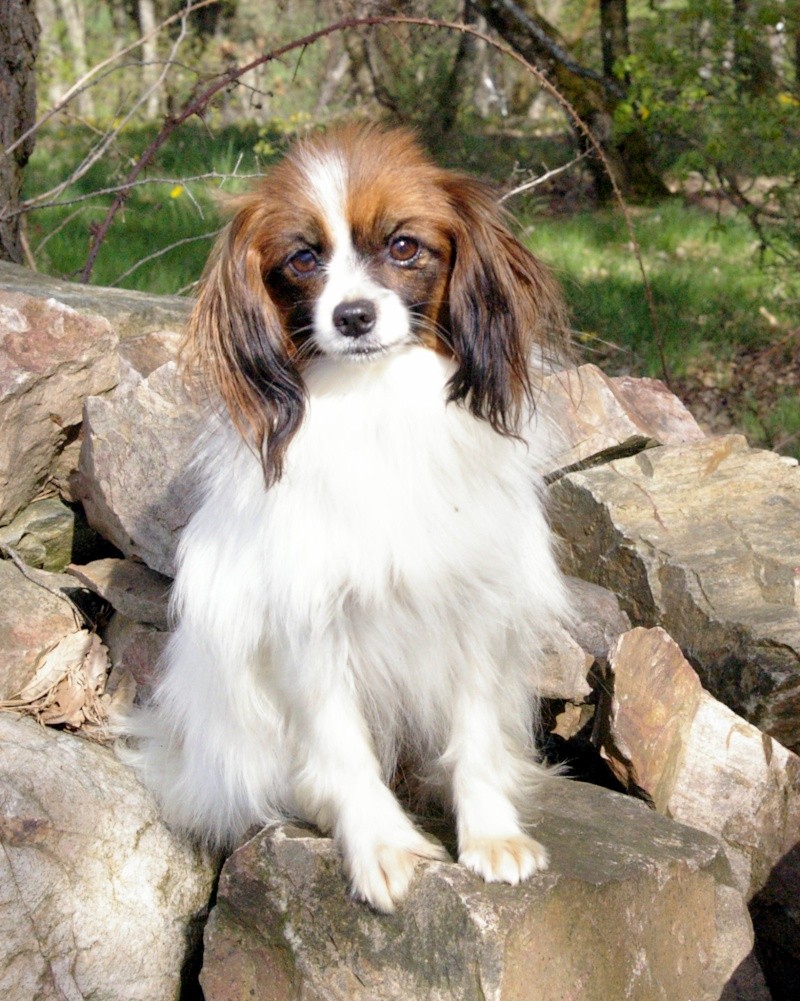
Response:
[2,0,799,455]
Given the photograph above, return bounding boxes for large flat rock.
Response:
[549,435,800,750]
[0,260,189,347]
[201,779,766,1001]
[0,715,218,1001]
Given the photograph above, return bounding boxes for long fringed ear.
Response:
[440,175,568,436]
[182,204,305,486]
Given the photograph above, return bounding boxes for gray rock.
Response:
[563,574,631,661]
[201,779,766,1001]
[0,715,218,1001]
[68,557,172,630]
[549,435,800,751]
[0,559,81,700]
[0,288,119,524]
[0,496,82,571]
[73,362,202,577]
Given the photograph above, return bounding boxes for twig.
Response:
[14,170,262,218]
[499,152,588,203]
[0,543,85,628]
[2,0,222,160]
[110,230,220,286]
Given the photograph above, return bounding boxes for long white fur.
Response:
[127,149,570,913]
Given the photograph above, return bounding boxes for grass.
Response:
[21,123,800,454]
[523,199,796,378]
[23,122,271,293]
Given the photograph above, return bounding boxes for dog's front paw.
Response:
[459,833,548,885]
[347,833,448,913]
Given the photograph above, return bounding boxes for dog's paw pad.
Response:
[459,834,548,885]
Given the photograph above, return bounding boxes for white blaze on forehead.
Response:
[299,147,412,355]
[299,149,350,244]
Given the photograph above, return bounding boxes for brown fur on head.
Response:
[183,123,569,483]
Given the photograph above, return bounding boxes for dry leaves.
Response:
[0,629,111,739]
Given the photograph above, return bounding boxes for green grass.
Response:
[523,199,796,379]
[23,122,272,293]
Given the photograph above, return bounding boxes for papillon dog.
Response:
[128,123,571,913]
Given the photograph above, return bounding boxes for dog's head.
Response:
[186,123,566,482]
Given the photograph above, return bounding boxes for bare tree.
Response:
[55,0,95,118]
[474,0,668,200]
[0,0,40,263]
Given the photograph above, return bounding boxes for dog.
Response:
[128,123,570,913]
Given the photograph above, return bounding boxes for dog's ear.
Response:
[439,175,567,435]
[183,199,305,485]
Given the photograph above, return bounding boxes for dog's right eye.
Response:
[288,249,319,276]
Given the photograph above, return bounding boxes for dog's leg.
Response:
[446,686,549,884]
[288,682,447,913]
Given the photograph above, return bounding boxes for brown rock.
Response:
[0,259,189,346]
[600,627,703,809]
[549,435,800,750]
[0,290,118,523]
[538,622,593,701]
[601,627,800,1001]
[202,780,767,1001]
[104,612,169,706]
[539,363,704,477]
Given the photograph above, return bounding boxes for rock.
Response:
[602,627,800,891]
[67,557,172,630]
[73,362,202,577]
[601,627,800,1001]
[0,715,218,1001]
[201,780,767,1001]
[549,435,800,751]
[538,622,592,701]
[0,496,96,572]
[0,260,189,351]
[539,363,704,478]
[563,574,631,661]
[0,289,119,524]
[0,559,81,700]
[104,613,170,708]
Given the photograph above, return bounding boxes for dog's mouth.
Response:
[340,342,389,360]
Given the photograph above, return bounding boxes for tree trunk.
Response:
[732,0,777,95]
[599,0,629,80]
[138,0,161,120]
[55,0,94,118]
[475,0,669,201]
[0,0,40,264]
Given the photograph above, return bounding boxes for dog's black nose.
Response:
[332,300,377,338]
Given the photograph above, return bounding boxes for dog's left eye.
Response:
[288,249,319,276]
[388,236,420,264]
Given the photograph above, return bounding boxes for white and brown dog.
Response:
[128,123,570,912]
